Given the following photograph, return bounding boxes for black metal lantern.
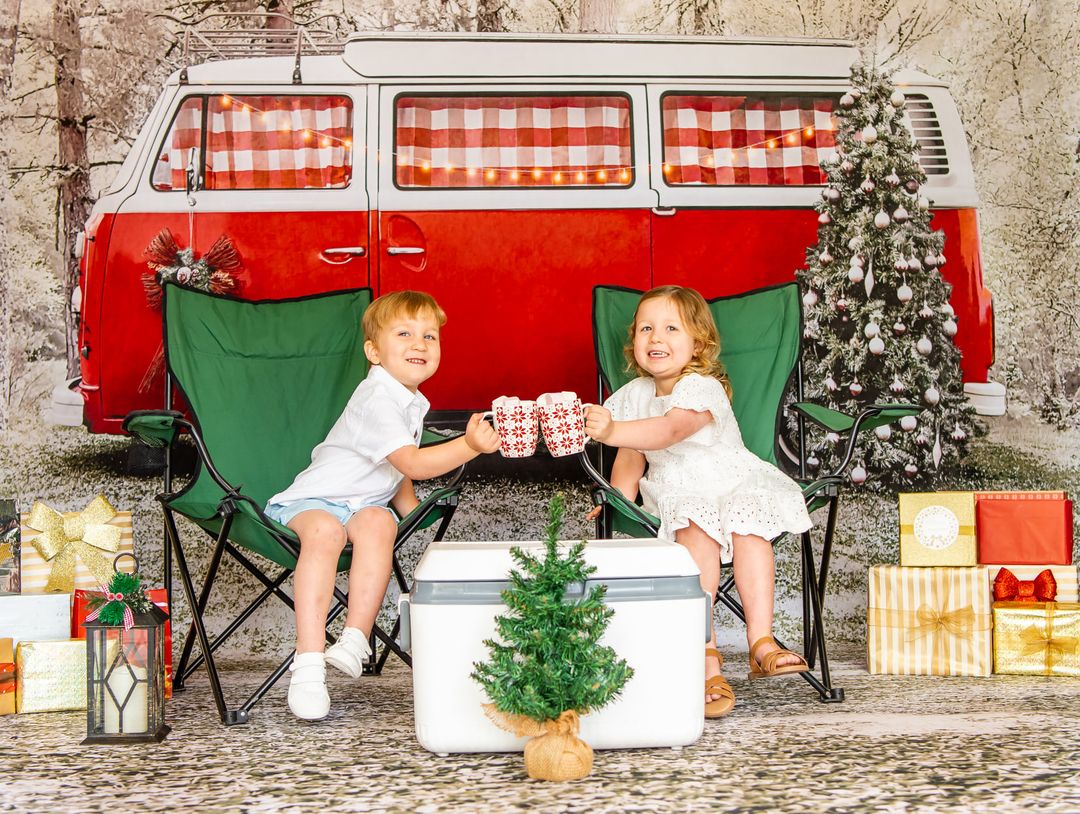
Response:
[83,601,170,744]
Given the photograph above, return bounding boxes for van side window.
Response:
[394,94,633,188]
[152,95,353,191]
[151,97,204,191]
[661,94,837,186]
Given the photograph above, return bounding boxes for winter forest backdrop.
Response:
[0,0,1077,435]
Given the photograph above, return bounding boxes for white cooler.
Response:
[401,538,709,754]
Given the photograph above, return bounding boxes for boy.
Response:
[265,290,500,720]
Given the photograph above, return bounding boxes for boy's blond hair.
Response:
[624,285,733,398]
[363,290,447,345]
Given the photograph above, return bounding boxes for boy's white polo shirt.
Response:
[267,364,429,511]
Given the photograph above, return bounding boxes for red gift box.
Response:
[72,588,173,699]
[976,491,1074,566]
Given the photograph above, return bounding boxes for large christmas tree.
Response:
[796,62,976,488]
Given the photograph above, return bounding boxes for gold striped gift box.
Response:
[867,565,992,676]
[20,503,134,594]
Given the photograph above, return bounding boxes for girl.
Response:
[584,285,812,718]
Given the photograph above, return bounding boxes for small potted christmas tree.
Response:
[471,494,633,781]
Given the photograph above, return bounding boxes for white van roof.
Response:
[342,33,859,80]
[171,33,875,86]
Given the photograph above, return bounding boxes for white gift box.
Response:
[402,538,708,754]
[0,593,71,649]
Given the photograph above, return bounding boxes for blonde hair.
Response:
[363,290,447,344]
[625,285,733,398]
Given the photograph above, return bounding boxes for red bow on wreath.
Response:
[993,568,1057,603]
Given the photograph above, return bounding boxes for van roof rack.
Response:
[179,13,343,85]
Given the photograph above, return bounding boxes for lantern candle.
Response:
[103,663,148,734]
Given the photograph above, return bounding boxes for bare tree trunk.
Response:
[266,0,294,29]
[0,0,19,94]
[579,0,617,33]
[53,0,91,379]
[476,0,502,32]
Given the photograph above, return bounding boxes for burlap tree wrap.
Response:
[484,706,593,781]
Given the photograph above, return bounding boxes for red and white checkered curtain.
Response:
[155,98,202,190]
[662,95,837,185]
[155,95,353,190]
[395,95,633,187]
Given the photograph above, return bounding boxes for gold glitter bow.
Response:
[26,496,122,593]
[1019,619,1080,674]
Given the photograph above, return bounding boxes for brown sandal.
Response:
[704,647,735,718]
[748,636,808,679]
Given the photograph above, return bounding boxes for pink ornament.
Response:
[849,381,863,396]
[850,465,867,484]
[819,250,834,265]
[874,210,891,229]
[900,415,918,432]
[848,266,864,283]
[893,321,907,335]
[802,290,819,308]
[868,336,885,355]
[890,376,905,393]
[818,212,832,225]
[885,172,901,187]
[874,424,892,441]
[951,424,967,441]
[904,463,918,477]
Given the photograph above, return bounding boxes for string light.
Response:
[214,95,353,150]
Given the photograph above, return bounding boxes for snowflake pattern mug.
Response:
[484,397,539,458]
[537,392,590,457]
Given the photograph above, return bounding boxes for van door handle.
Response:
[651,207,677,216]
[322,246,366,256]
[387,247,425,255]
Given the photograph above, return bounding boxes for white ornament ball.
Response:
[836,298,848,311]
[825,187,841,202]
[861,125,878,144]
[850,255,865,268]
[894,258,909,272]
[849,381,864,396]
[848,266,865,283]
[864,322,881,338]
[840,93,855,108]
[905,463,919,477]
[885,172,901,187]
[943,319,958,337]
[893,321,907,335]
[917,337,933,356]
[818,212,832,225]
[917,197,931,211]
[824,376,838,392]
[841,159,855,173]
[819,250,834,265]
[826,431,841,445]
[848,236,863,251]
[890,89,906,108]
[920,303,935,318]
[861,179,876,194]
[941,302,955,318]
[874,210,891,229]
[897,284,914,303]
[907,256,922,271]
[850,465,867,484]
[874,425,892,441]
[900,415,918,432]
[802,290,818,308]
[807,455,820,469]
[893,206,910,223]
[850,88,862,100]
[890,376,905,393]
[951,424,967,442]
[868,336,885,355]
[924,386,941,405]
[924,253,939,268]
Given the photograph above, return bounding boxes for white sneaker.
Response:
[288,651,330,721]
[324,626,372,679]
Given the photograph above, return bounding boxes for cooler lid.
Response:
[412,538,699,583]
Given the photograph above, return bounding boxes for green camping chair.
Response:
[123,284,463,725]
[581,283,917,702]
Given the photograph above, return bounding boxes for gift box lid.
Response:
[411,539,702,604]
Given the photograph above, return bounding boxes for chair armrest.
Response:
[795,402,920,477]
[123,410,187,448]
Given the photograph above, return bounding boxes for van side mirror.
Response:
[185,147,198,194]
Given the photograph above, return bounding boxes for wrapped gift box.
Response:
[867,565,992,676]
[993,601,1080,676]
[1,499,19,594]
[20,498,135,594]
[976,491,1073,565]
[899,492,978,567]
[15,639,86,713]
[72,588,173,699]
[0,593,71,648]
[986,565,1078,603]
[0,638,13,715]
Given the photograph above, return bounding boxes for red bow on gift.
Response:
[993,568,1057,602]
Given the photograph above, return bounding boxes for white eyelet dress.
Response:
[604,373,813,563]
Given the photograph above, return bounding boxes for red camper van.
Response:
[64,33,1002,434]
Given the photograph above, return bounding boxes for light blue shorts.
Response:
[264,498,393,528]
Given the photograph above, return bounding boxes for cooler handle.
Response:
[704,591,713,643]
[398,594,412,652]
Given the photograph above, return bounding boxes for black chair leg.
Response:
[175,517,232,691]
